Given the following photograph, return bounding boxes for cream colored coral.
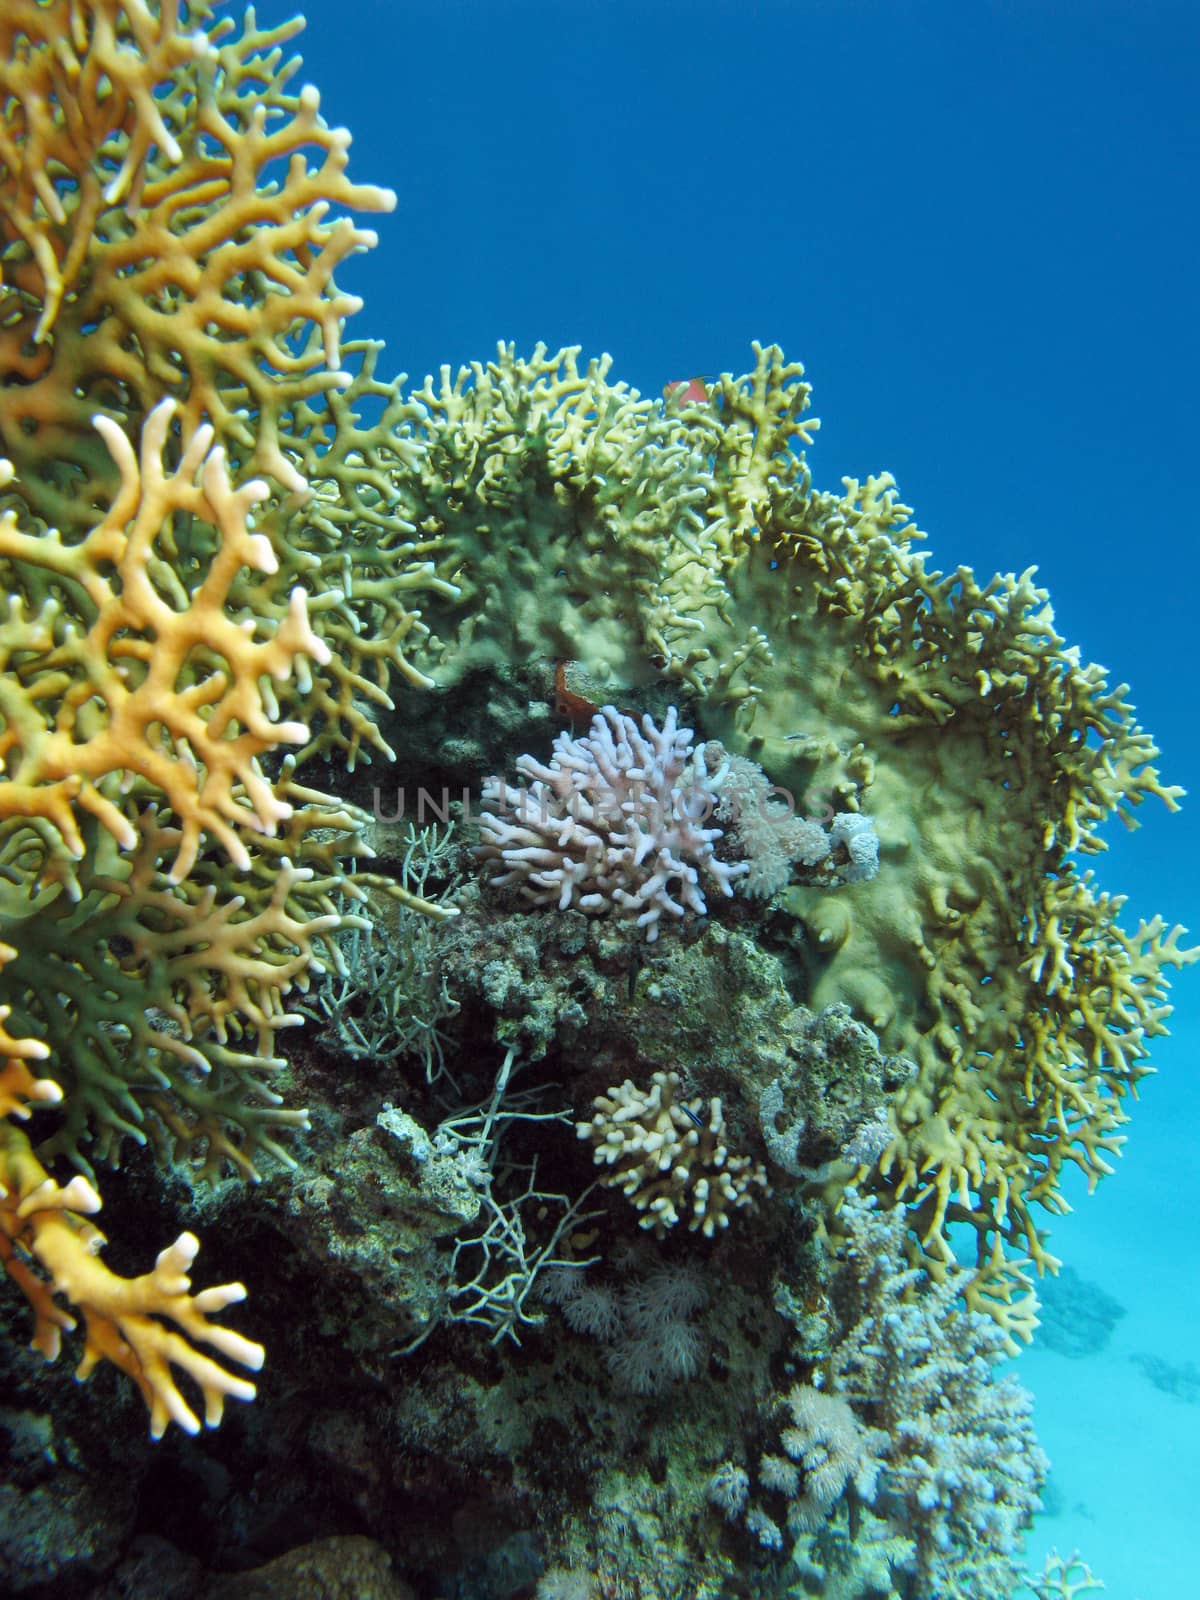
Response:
[1031,1550,1106,1600]
[776,1383,883,1532]
[577,1070,769,1237]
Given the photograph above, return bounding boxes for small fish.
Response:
[663,376,709,411]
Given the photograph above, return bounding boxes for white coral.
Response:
[707,1461,750,1519]
[714,752,880,897]
[778,1383,883,1531]
[477,705,746,940]
[547,1254,712,1395]
[716,1195,1046,1596]
[808,1193,1048,1595]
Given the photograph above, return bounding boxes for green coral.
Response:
[398,344,731,691]
[386,341,1193,1287]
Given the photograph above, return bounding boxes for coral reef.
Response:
[384,335,1196,1283]
[0,3,1190,1597]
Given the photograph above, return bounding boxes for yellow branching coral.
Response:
[265,341,465,766]
[0,945,50,1079]
[0,1,436,776]
[0,399,328,882]
[0,1068,262,1438]
[0,0,396,528]
[2,804,331,1175]
[0,0,214,340]
[397,343,729,692]
[707,341,819,559]
[685,359,1195,1278]
[0,4,447,1196]
[712,372,1194,1280]
[0,0,455,1439]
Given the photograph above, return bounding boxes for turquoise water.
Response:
[1018,1012,1200,1600]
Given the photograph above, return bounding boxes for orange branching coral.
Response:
[0,1076,262,1438]
[0,1005,53,1114]
[0,0,439,1438]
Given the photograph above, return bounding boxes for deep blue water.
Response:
[302,4,1200,1594]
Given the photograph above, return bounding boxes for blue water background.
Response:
[302,3,1200,1593]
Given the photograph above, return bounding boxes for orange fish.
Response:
[664,376,709,410]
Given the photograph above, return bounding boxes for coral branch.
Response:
[0,1116,261,1438]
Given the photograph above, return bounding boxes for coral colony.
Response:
[0,5,1182,1598]
[477,706,750,939]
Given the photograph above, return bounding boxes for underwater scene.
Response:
[0,2,1196,1597]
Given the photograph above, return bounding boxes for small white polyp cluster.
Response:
[577,1069,770,1236]
[477,705,746,941]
